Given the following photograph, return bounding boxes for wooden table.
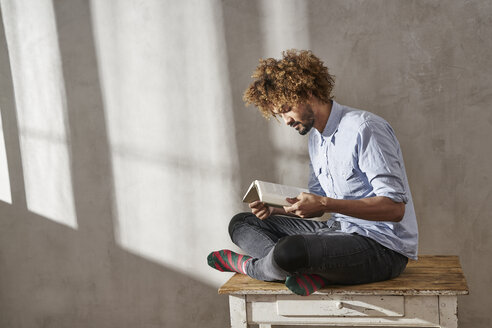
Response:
[218,255,468,328]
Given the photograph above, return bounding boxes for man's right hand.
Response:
[249,200,274,220]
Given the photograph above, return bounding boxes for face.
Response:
[275,103,315,135]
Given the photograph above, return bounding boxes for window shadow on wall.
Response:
[221,0,278,193]
[0,7,26,209]
[0,2,228,327]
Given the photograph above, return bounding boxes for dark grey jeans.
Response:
[229,212,408,283]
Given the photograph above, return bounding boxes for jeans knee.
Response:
[228,212,253,238]
[273,235,309,272]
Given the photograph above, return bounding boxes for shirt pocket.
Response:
[336,162,367,198]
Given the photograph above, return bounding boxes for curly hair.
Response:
[243,49,335,119]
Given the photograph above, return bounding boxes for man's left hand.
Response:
[283,192,327,218]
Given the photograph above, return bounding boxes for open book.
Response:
[242,180,308,208]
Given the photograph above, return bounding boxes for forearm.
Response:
[321,196,405,222]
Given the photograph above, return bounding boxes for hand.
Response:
[249,200,274,220]
[283,192,328,218]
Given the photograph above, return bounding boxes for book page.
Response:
[242,180,331,220]
[257,181,308,207]
[242,181,260,203]
[260,181,307,198]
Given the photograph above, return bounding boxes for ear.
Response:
[306,91,316,103]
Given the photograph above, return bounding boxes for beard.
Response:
[293,121,314,135]
[291,104,315,135]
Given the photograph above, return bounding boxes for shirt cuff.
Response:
[376,191,408,204]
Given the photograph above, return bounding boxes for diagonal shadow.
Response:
[0,7,27,209]
[221,0,278,193]
[0,2,229,327]
[50,0,229,326]
[0,203,229,327]
[52,0,117,242]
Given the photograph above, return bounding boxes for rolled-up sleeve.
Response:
[357,121,408,203]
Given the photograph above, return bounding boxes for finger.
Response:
[256,210,268,220]
[294,210,305,218]
[283,203,299,213]
[251,206,263,215]
[257,208,268,218]
[285,197,299,204]
[249,200,262,208]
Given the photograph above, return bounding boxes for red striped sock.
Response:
[207,249,252,274]
[285,274,328,296]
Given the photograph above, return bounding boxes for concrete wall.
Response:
[0,0,490,327]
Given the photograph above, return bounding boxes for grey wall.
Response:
[0,0,490,327]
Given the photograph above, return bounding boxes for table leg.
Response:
[439,295,458,328]
[229,295,247,328]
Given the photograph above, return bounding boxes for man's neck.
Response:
[313,100,332,133]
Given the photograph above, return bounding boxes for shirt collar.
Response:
[318,100,342,142]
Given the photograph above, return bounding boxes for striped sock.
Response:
[207,249,252,275]
[285,274,328,296]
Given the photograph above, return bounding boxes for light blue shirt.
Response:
[308,101,418,259]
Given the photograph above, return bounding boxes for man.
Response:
[207,50,418,296]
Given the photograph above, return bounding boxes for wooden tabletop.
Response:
[218,255,469,296]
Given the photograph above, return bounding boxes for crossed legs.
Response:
[208,212,408,295]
